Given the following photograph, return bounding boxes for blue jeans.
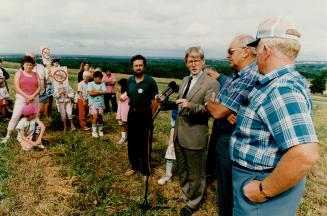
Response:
[232,164,305,216]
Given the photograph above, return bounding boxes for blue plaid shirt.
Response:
[217,61,260,113]
[230,64,318,170]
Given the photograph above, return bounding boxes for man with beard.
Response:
[124,54,158,180]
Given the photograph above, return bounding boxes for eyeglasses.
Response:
[227,47,246,55]
[187,59,202,66]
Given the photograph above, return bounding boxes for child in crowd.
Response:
[116,79,129,144]
[53,82,76,131]
[77,71,91,131]
[87,71,106,137]
[16,104,46,150]
[102,67,117,113]
[0,74,9,118]
[157,109,177,185]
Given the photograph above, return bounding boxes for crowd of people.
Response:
[0,17,320,216]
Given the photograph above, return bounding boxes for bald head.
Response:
[234,34,256,56]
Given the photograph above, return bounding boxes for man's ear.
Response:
[263,44,272,60]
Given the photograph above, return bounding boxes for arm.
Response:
[14,72,29,99]
[33,120,46,146]
[18,129,35,146]
[30,74,41,100]
[88,89,106,96]
[205,100,232,119]
[243,143,319,202]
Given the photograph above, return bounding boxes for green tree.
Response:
[310,71,326,94]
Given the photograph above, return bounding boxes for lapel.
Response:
[186,72,205,101]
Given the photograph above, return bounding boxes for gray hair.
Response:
[184,47,205,63]
[261,38,301,60]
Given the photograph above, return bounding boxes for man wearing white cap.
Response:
[230,17,319,215]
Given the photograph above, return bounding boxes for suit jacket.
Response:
[174,71,219,150]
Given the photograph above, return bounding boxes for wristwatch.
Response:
[259,182,272,199]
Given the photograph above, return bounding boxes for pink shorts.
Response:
[89,106,104,116]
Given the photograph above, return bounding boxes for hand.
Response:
[176,98,191,109]
[243,180,268,203]
[26,96,34,103]
[227,113,237,125]
[206,69,220,80]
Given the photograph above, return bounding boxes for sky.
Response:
[1,0,327,60]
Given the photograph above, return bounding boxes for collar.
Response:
[190,70,203,79]
[236,60,257,78]
[258,64,295,85]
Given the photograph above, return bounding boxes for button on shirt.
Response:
[230,65,318,170]
[127,74,158,110]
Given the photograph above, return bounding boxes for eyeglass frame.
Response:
[186,59,203,66]
[227,47,247,55]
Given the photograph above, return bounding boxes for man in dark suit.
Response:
[174,47,218,216]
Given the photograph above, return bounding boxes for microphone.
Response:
[157,81,179,102]
[152,81,179,119]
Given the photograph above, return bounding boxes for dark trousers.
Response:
[175,140,207,210]
[216,132,233,216]
[104,93,117,113]
[127,110,153,175]
[206,120,218,181]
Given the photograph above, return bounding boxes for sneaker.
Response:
[37,144,46,149]
[81,127,91,131]
[98,131,104,137]
[1,137,9,144]
[92,132,99,138]
[117,137,127,144]
[124,169,136,177]
[157,175,172,185]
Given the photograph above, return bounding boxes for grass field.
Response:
[0,63,326,215]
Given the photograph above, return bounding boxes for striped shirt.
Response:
[230,64,318,170]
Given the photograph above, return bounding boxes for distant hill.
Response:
[1,53,326,79]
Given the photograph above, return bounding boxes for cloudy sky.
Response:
[1,0,327,60]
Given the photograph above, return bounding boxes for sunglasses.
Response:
[227,47,246,55]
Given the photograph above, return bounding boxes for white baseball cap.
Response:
[248,17,301,47]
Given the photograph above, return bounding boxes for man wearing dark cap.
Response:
[230,17,319,215]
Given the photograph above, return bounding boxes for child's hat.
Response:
[82,71,91,77]
[22,104,39,116]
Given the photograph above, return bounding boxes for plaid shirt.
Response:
[230,64,318,170]
[217,61,260,113]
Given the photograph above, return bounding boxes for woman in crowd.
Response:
[1,56,41,143]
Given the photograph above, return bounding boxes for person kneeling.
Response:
[16,104,46,150]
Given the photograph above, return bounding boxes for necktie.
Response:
[182,76,193,98]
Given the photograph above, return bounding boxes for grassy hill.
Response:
[0,63,326,215]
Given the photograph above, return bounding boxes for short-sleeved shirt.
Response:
[16,117,39,141]
[127,74,158,110]
[77,81,89,100]
[34,64,48,95]
[87,81,106,108]
[215,61,260,133]
[102,74,116,93]
[230,64,318,170]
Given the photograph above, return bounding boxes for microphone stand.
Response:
[140,87,178,212]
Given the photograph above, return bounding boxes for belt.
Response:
[232,161,274,173]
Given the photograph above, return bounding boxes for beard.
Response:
[134,70,144,78]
